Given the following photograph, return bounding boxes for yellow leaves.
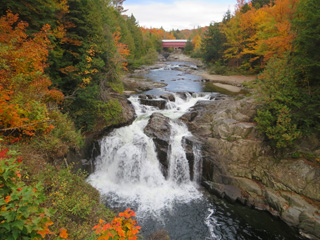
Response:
[81,77,91,86]
[221,0,300,68]
[55,0,70,14]
[53,23,66,39]
[86,56,92,63]
[192,35,201,50]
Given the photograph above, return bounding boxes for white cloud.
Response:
[123,0,233,30]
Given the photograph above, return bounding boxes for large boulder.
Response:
[144,113,171,176]
[181,96,320,239]
[140,98,167,109]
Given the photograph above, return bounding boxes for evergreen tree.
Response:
[200,23,226,63]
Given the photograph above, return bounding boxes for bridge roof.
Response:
[162,39,188,43]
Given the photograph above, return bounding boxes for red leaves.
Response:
[0,148,8,158]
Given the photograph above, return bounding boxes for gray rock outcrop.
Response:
[181,96,320,239]
[144,113,172,176]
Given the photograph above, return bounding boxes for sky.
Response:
[123,0,237,30]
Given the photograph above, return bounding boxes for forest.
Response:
[183,0,319,150]
[0,0,319,239]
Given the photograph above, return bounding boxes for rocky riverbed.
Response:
[123,52,320,239]
[76,51,320,239]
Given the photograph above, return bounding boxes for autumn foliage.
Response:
[93,208,141,240]
[0,11,63,140]
[200,0,300,72]
[113,30,130,71]
[0,148,69,239]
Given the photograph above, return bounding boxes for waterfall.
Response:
[87,93,211,218]
[193,142,203,183]
[167,120,192,184]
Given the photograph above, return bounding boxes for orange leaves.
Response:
[37,219,54,238]
[93,208,141,240]
[0,11,64,140]
[113,30,130,71]
[222,0,300,69]
[59,228,69,239]
[119,208,136,218]
[4,195,11,203]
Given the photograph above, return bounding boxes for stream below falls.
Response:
[87,61,304,240]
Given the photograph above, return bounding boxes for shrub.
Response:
[0,148,56,239]
[36,165,115,239]
[33,110,83,160]
[141,48,158,65]
[93,208,141,240]
[255,57,303,149]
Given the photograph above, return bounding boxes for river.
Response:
[87,61,304,240]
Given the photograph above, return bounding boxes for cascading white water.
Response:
[167,120,192,184]
[87,93,211,218]
[193,142,203,183]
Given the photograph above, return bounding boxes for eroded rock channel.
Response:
[86,55,319,240]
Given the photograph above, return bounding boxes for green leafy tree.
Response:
[255,57,303,149]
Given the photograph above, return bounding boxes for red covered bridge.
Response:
[162,39,189,48]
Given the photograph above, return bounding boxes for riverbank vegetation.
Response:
[183,0,320,151]
[0,0,160,238]
[1,0,319,238]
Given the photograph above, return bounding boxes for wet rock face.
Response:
[160,94,175,102]
[182,136,202,181]
[143,111,201,180]
[139,98,167,109]
[144,113,171,176]
[181,96,320,239]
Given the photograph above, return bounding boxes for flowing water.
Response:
[88,62,303,240]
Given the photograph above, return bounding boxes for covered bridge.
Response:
[162,39,189,49]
